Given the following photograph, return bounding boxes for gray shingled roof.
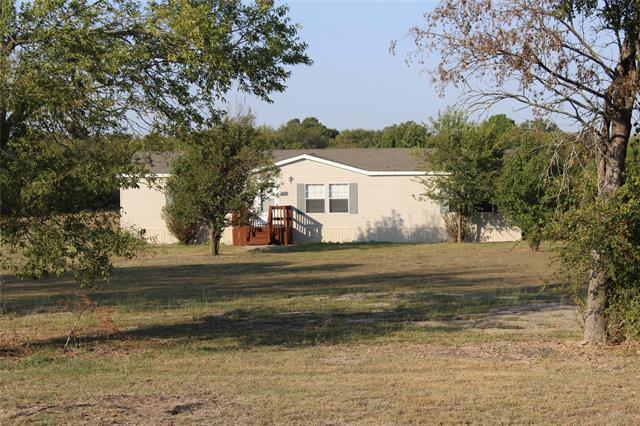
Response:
[143,148,423,174]
[272,148,421,171]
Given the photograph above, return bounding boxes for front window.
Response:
[305,184,325,213]
[329,184,349,213]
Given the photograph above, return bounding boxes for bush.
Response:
[607,288,640,343]
[163,207,200,244]
[494,131,565,251]
[556,156,640,341]
[442,213,472,242]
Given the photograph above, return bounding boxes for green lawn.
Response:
[1,242,639,424]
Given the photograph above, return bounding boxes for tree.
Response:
[403,0,640,344]
[331,128,380,148]
[558,148,640,341]
[164,116,278,255]
[495,131,563,250]
[0,0,310,286]
[267,117,338,149]
[377,121,429,148]
[162,208,201,245]
[418,110,505,242]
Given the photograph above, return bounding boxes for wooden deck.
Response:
[232,205,294,246]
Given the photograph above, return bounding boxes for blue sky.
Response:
[240,0,535,131]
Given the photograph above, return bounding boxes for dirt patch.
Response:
[7,392,231,425]
[416,304,580,334]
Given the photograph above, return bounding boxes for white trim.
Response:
[273,154,441,176]
[304,183,326,213]
[328,183,349,213]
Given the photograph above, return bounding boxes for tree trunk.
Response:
[0,109,8,150]
[209,221,218,256]
[581,27,636,345]
[582,112,631,345]
[214,236,221,255]
[456,210,462,243]
[583,250,608,345]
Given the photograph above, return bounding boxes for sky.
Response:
[239,0,536,131]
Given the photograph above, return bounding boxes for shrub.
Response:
[607,288,640,343]
[556,155,640,341]
[442,213,472,242]
[163,207,200,244]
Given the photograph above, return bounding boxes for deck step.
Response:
[232,205,293,246]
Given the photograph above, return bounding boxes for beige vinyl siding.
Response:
[277,159,448,243]
[470,213,522,242]
[120,179,178,245]
[122,158,521,245]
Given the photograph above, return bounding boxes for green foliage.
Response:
[518,119,560,134]
[418,109,506,217]
[0,137,148,288]
[558,0,640,32]
[330,121,429,148]
[164,116,278,255]
[1,212,146,287]
[607,289,640,342]
[262,119,430,149]
[266,117,338,149]
[495,131,560,250]
[0,0,309,285]
[162,207,201,245]
[557,153,640,341]
[2,0,309,141]
[376,121,429,148]
[331,128,379,148]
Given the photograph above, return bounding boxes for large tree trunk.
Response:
[582,28,636,345]
[583,250,608,344]
[582,113,631,345]
[456,210,462,243]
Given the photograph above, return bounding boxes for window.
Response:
[305,184,325,213]
[476,202,498,213]
[329,184,349,213]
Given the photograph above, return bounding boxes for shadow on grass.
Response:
[0,245,571,352]
[122,286,565,347]
[2,262,363,314]
[2,262,561,317]
[253,241,405,253]
[2,281,569,353]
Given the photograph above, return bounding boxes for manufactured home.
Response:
[119,148,521,245]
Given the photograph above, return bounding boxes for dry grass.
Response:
[1,242,639,424]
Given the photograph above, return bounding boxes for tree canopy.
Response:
[404,0,640,344]
[494,131,564,250]
[418,110,507,242]
[0,0,310,286]
[266,117,339,149]
[164,116,278,255]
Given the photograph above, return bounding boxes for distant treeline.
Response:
[257,115,560,149]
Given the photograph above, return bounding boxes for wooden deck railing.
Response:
[232,205,293,246]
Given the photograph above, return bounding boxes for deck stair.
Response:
[232,205,293,246]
